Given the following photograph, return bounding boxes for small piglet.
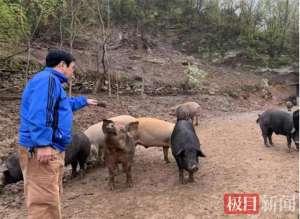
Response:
[102,119,139,190]
[65,131,91,178]
[171,118,205,184]
[256,109,299,151]
[0,152,23,188]
[170,102,200,126]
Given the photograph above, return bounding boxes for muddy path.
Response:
[1,110,298,219]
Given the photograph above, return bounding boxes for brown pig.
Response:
[102,119,139,190]
[170,102,200,126]
[136,117,175,163]
[84,115,137,165]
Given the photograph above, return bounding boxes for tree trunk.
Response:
[69,0,74,97]
[25,40,31,85]
[278,0,290,56]
[59,15,63,49]
[93,40,105,94]
[141,67,145,97]
[69,42,73,96]
[116,72,119,101]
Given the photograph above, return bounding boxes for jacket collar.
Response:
[45,67,68,83]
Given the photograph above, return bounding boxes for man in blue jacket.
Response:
[19,49,98,219]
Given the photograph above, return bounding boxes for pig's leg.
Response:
[287,136,292,152]
[105,153,117,190]
[179,169,184,184]
[191,116,194,125]
[98,145,105,165]
[163,147,170,163]
[78,159,86,178]
[267,130,274,146]
[261,126,270,147]
[108,165,116,190]
[71,161,78,178]
[123,163,133,188]
[175,158,184,184]
[262,133,269,147]
[188,172,194,183]
[195,115,199,126]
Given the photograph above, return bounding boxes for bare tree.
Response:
[23,13,42,84]
[93,0,111,96]
[141,67,146,98]
[68,0,82,96]
[59,13,64,49]
[278,0,291,55]
[18,1,58,85]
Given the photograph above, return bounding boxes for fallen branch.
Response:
[0,48,29,62]
[0,95,21,101]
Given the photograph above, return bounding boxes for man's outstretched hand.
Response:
[87,99,107,107]
[87,98,98,106]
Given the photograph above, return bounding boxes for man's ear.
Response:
[57,60,65,68]
[102,119,116,135]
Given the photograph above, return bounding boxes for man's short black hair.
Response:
[46,49,75,67]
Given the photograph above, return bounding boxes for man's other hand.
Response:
[36,147,55,163]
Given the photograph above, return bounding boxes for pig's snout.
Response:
[189,164,198,173]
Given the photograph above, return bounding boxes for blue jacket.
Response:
[19,67,87,152]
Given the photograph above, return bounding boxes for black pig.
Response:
[0,152,23,188]
[65,131,91,178]
[171,118,205,184]
[256,109,299,152]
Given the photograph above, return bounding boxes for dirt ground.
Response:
[0,22,298,218]
[0,94,298,218]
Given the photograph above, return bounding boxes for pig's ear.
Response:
[126,121,139,141]
[126,121,139,140]
[102,119,116,134]
[126,121,139,133]
[176,149,184,156]
[197,149,206,157]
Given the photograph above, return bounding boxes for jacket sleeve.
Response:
[27,75,59,147]
[67,96,88,112]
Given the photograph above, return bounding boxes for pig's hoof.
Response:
[79,171,85,179]
[188,178,195,183]
[108,183,115,191]
[127,182,133,188]
[165,159,170,163]
[70,173,78,179]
